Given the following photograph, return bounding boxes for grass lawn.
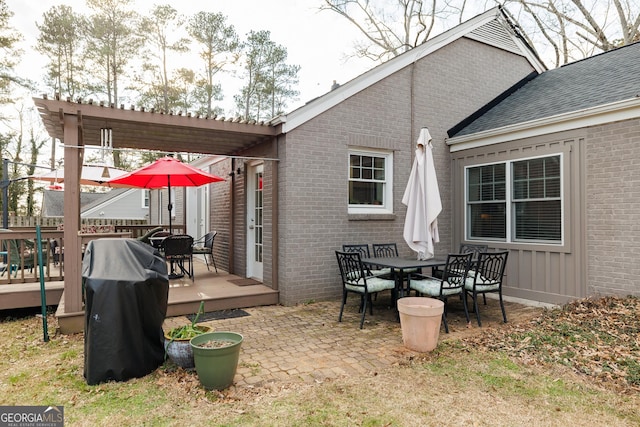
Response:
[0,296,639,426]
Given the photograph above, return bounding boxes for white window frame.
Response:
[142,189,150,208]
[464,153,564,244]
[348,148,393,214]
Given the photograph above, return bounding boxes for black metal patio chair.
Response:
[163,234,194,279]
[192,231,218,273]
[464,250,509,326]
[407,252,473,333]
[342,244,391,278]
[335,250,396,329]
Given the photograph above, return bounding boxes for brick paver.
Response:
[163,295,543,389]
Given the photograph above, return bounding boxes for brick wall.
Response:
[586,118,640,297]
[276,37,537,305]
[209,159,233,274]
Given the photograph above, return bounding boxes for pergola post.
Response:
[62,113,84,314]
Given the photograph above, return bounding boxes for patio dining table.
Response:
[361,256,447,300]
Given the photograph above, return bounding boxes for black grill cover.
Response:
[83,238,169,385]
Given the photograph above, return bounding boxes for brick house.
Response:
[44,6,609,318]
[205,7,546,305]
[446,41,640,304]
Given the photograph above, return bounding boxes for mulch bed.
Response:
[459,295,640,394]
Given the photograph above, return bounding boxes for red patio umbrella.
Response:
[108,157,225,233]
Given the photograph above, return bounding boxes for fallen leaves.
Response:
[460,295,640,394]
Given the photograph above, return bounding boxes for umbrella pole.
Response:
[167,175,172,234]
[166,176,183,280]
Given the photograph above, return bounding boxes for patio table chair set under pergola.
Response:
[32,94,280,333]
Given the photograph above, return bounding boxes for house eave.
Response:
[446,97,640,152]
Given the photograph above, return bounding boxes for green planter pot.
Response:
[190,331,243,390]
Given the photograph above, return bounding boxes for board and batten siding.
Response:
[450,130,587,305]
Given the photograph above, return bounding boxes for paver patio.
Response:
[163,294,545,389]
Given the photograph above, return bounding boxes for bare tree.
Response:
[320,0,640,67]
[319,0,449,62]
[503,0,640,66]
[26,124,48,215]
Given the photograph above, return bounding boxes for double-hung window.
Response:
[466,154,562,243]
[348,149,393,214]
[142,189,150,208]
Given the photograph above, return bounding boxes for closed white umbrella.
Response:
[402,128,442,260]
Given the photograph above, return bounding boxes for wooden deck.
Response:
[1,259,279,334]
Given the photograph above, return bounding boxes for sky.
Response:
[5,0,374,115]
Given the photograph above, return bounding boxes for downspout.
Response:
[271,136,279,291]
[410,60,416,156]
[229,158,235,274]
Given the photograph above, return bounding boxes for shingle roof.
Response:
[42,189,127,217]
[450,41,640,137]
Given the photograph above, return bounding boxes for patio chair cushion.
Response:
[410,276,463,297]
[370,267,392,276]
[345,276,395,293]
[465,275,500,292]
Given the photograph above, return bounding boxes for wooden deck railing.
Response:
[0,230,64,284]
[0,225,181,285]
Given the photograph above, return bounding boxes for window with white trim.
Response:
[466,154,562,243]
[142,189,150,208]
[348,149,393,214]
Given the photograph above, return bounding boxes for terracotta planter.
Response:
[397,297,444,352]
[190,331,243,390]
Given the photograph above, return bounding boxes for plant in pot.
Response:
[164,301,211,369]
[190,331,243,390]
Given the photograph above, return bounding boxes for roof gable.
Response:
[448,41,640,148]
[276,7,545,132]
[42,188,134,218]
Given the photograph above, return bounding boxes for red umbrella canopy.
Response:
[108,157,225,233]
[108,157,224,189]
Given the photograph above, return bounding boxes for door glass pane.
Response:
[254,171,263,263]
